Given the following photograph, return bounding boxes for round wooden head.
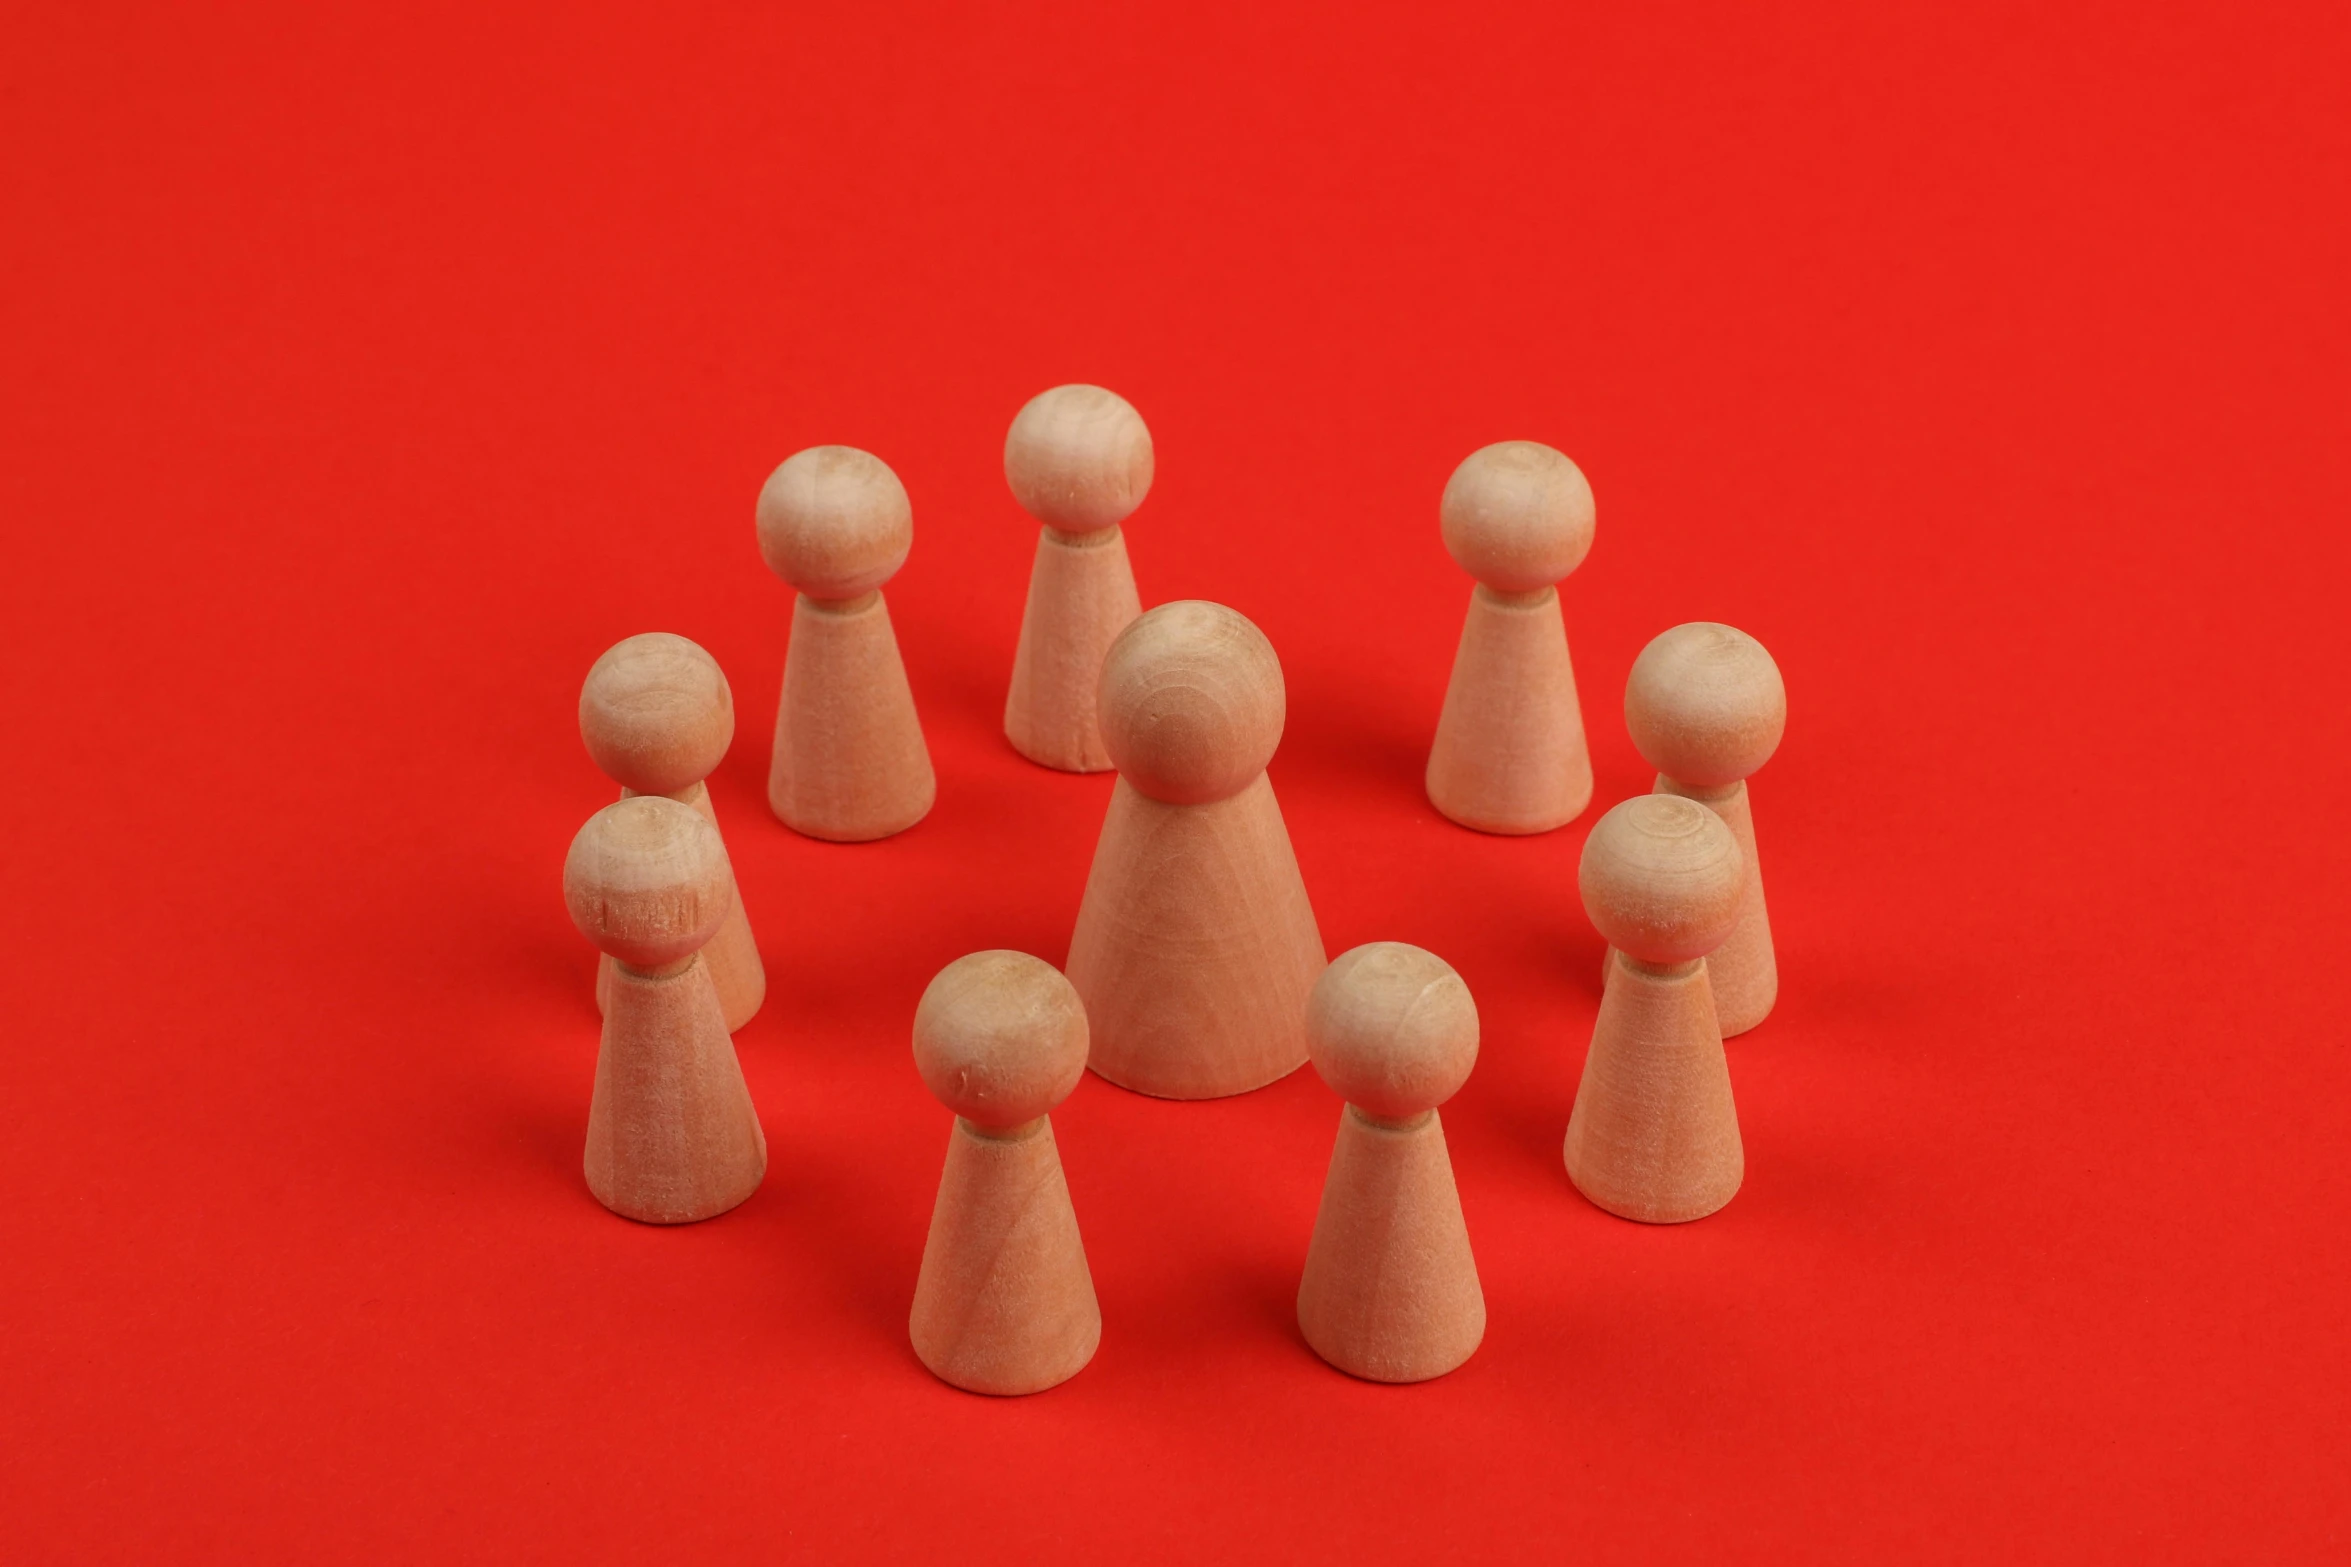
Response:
[1439,441,1595,593]
[578,632,734,796]
[1307,942,1479,1120]
[1097,600,1284,804]
[1579,794,1745,966]
[562,796,733,970]
[1625,622,1786,788]
[912,950,1090,1131]
[1004,384,1154,535]
[754,445,913,601]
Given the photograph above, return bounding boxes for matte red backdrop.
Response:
[5,2,2345,1560]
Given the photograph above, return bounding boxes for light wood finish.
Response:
[1005,527,1143,771]
[1426,441,1596,834]
[563,798,766,1224]
[1566,795,1745,1223]
[1297,943,1484,1382]
[1066,602,1325,1099]
[1622,622,1786,1035]
[756,446,935,841]
[581,633,765,1031]
[909,951,1099,1396]
[1426,586,1591,833]
[1003,387,1152,771]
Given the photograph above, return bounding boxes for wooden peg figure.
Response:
[563,797,767,1223]
[1620,623,1787,1036]
[1566,794,1746,1223]
[1424,442,1596,834]
[580,632,766,1032]
[1065,601,1326,1099]
[1296,943,1485,1383]
[1003,384,1151,771]
[755,446,936,841]
[909,951,1100,1396]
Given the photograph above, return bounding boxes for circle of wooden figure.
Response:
[1567,794,1746,1222]
[755,446,936,841]
[909,950,1100,1396]
[1002,384,1151,772]
[1065,601,1327,1098]
[562,797,767,1223]
[1617,622,1787,1036]
[1297,942,1486,1383]
[1424,441,1597,834]
[580,632,766,1032]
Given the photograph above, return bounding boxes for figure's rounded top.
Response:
[578,632,734,796]
[1578,794,1745,966]
[755,445,912,600]
[1439,441,1596,593]
[1097,600,1285,804]
[1307,942,1479,1120]
[1004,384,1155,534]
[1625,622,1786,788]
[912,950,1090,1130]
[562,796,733,970]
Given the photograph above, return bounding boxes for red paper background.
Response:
[5,2,2346,1559]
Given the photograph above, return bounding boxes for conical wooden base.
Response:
[1298,1108,1484,1382]
[1426,585,1592,835]
[910,1117,1100,1395]
[1657,776,1775,1036]
[586,959,768,1224]
[597,781,765,1031]
[1005,526,1141,772]
[1566,956,1742,1223]
[769,591,935,841]
[1066,773,1325,1099]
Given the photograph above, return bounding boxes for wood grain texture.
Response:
[767,591,935,841]
[910,1117,1099,1396]
[1003,526,1141,772]
[1297,942,1483,1381]
[1425,441,1595,834]
[1425,585,1592,833]
[1067,774,1325,1097]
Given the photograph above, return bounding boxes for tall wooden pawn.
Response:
[1425,442,1596,834]
[1066,601,1326,1099]
[1567,795,1746,1223]
[756,446,936,841]
[1619,623,1787,1036]
[1297,942,1485,1383]
[1003,384,1151,772]
[909,951,1100,1396]
[581,632,766,1032]
[563,797,767,1223]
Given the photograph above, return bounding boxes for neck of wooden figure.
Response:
[802,590,880,615]
[1620,954,1703,980]
[1475,583,1557,610]
[617,952,700,981]
[957,1114,1048,1142]
[1659,774,1744,808]
[1349,1105,1434,1132]
[619,778,709,808]
[1043,523,1122,550]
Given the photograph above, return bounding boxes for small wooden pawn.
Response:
[1297,943,1485,1383]
[1566,794,1746,1223]
[581,632,766,1032]
[909,951,1099,1396]
[1065,601,1326,1099]
[1425,442,1597,834]
[563,797,766,1223]
[1617,623,1787,1036]
[756,446,936,841]
[1003,385,1151,772]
